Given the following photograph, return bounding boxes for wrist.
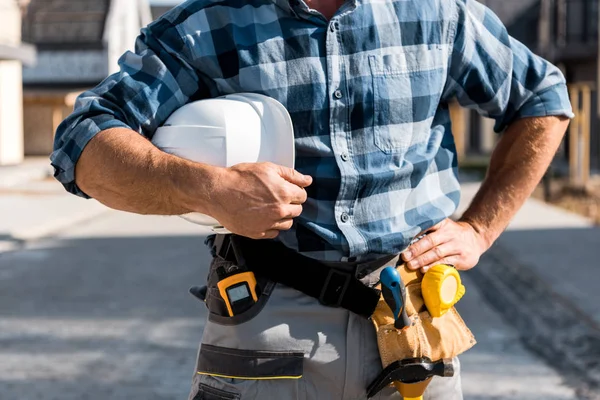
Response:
[162,153,225,216]
[458,215,495,252]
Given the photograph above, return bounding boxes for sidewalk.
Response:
[0,157,108,252]
[0,157,54,189]
[457,180,600,399]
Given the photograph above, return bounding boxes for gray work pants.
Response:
[188,257,463,400]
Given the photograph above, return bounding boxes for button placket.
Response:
[326,14,362,256]
[341,212,350,223]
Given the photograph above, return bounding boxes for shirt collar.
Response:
[271,0,357,19]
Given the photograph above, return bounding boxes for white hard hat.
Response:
[152,93,295,231]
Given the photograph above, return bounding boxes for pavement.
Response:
[0,159,598,399]
[0,157,108,252]
[457,182,600,399]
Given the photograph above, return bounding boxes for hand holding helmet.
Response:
[151,93,309,237]
[205,162,311,239]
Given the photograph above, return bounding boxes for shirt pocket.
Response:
[368,45,446,154]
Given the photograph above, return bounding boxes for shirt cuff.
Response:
[50,117,133,198]
[494,83,575,133]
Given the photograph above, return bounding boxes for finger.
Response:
[279,204,303,219]
[260,230,280,239]
[278,166,313,188]
[420,255,461,274]
[285,185,308,204]
[412,219,446,239]
[402,229,450,262]
[270,219,294,231]
[406,242,456,271]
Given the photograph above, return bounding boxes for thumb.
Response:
[277,166,313,187]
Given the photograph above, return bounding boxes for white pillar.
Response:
[0,60,24,165]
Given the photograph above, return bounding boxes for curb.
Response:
[468,244,600,400]
[0,206,110,254]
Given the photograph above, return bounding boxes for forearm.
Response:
[459,116,570,248]
[75,128,220,215]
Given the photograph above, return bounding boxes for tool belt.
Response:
[209,233,388,318]
[208,234,476,397]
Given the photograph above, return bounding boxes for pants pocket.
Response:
[190,344,305,400]
[191,379,240,400]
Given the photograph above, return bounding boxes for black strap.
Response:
[220,235,384,319]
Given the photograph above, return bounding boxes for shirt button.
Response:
[330,21,336,32]
[341,212,350,223]
[341,152,349,161]
[334,90,343,99]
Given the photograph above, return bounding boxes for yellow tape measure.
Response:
[421,265,466,318]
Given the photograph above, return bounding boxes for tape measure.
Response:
[216,266,259,317]
[421,265,465,318]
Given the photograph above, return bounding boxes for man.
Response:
[51,0,573,398]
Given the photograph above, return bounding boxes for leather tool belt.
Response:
[371,264,476,369]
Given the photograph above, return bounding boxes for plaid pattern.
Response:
[52,0,573,261]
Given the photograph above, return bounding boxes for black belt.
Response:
[211,234,393,319]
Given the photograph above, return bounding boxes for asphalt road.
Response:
[0,210,580,399]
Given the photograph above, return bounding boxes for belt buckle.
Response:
[319,268,352,307]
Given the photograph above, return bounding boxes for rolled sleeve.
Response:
[443,0,574,133]
[50,16,204,197]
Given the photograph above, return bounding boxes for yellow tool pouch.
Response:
[371,264,476,370]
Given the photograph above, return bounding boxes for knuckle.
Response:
[411,257,423,268]
[433,246,444,259]
[276,206,289,218]
[409,243,421,255]
[281,188,293,202]
[425,234,437,247]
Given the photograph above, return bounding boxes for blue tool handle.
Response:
[380,267,411,330]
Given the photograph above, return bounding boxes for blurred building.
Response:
[537,0,599,184]
[453,0,600,182]
[21,0,152,156]
[0,0,35,166]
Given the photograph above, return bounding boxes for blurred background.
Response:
[0,0,599,399]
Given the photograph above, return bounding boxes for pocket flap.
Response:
[197,344,304,380]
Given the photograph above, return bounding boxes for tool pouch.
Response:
[371,264,476,370]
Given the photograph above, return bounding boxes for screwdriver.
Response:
[380,266,411,330]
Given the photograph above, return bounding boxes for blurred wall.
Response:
[0,0,25,165]
[21,0,152,157]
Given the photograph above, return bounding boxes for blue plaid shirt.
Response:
[52,0,573,261]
